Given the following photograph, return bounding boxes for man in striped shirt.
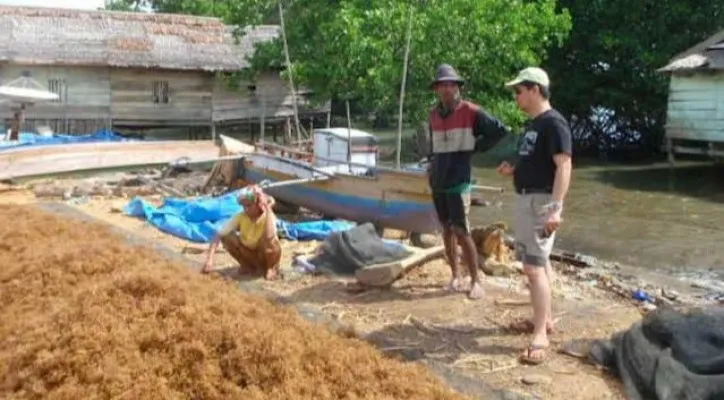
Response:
[427,64,510,299]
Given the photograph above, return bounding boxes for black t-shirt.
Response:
[513,109,572,192]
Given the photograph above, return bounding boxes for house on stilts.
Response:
[658,30,724,163]
[0,5,329,141]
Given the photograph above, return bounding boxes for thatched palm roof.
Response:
[0,6,279,72]
[658,30,724,73]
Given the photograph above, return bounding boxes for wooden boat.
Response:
[211,135,443,234]
[0,139,220,180]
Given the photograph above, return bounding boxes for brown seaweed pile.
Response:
[0,205,468,400]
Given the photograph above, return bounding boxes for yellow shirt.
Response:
[219,211,269,249]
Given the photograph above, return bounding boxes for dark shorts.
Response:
[432,192,471,235]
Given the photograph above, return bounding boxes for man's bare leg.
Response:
[458,232,484,299]
[516,260,555,332]
[544,261,555,324]
[521,265,551,362]
[443,227,464,292]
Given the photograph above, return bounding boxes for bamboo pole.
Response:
[395,3,414,170]
[345,99,353,173]
[260,97,266,145]
[278,1,303,146]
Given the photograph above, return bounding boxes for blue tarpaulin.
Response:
[123,190,355,243]
[0,129,133,151]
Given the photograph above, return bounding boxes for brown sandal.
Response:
[519,344,548,365]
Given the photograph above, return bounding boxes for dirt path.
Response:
[36,196,643,400]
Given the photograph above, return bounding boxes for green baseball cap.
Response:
[504,67,550,88]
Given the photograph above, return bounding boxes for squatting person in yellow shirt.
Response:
[201,185,282,280]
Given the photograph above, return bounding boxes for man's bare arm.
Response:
[204,216,237,269]
[551,153,572,204]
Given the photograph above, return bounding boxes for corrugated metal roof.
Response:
[0,6,280,71]
[658,30,724,73]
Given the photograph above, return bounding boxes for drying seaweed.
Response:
[0,205,468,400]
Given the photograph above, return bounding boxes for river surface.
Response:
[470,161,724,280]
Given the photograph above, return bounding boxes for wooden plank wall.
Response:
[0,64,330,135]
[665,72,724,142]
[212,71,329,122]
[0,65,112,134]
[212,74,262,122]
[110,68,213,126]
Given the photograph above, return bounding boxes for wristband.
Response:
[540,201,563,214]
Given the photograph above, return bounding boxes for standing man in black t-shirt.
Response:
[498,67,573,365]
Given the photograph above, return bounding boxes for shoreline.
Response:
[4,172,721,308]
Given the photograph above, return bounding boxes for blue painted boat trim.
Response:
[244,169,441,233]
[246,170,429,212]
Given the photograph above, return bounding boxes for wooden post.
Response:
[278,1,302,145]
[666,137,675,166]
[210,120,216,142]
[248,118,254,142]
[345,99,352,173]
[260,98,266,145]
[395,3,414,170]
[286,117,292,144]
[326,110,331,128]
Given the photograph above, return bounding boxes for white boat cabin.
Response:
[312,127,379,175]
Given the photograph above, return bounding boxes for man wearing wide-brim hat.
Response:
[426,63,510,300]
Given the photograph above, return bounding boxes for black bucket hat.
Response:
[430,64,465,88]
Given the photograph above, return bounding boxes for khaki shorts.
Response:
[513,193,556,267]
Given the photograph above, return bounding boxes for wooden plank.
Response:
[0,106,111,120]
[111,119,212,127]
[670,74,724,91]
[668,90,721,102]
[665,126,724,142]
[355,245,445,287]
[111,107,211,120]
[667,109,723,121]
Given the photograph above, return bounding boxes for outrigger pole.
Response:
[395,3,415,170]
[278,0,303,145]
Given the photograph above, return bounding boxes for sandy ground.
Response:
[1,193,639,400]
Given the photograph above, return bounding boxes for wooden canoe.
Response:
[214,135,443,234]
[0,140,220,180]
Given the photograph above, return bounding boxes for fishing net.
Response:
[0,205,467,400]
[309,222,413,275]
[588,307,724,400]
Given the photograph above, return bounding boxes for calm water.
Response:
[471,161,724,277]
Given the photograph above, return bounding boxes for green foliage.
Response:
[104,0,274,24]
[244,0,571,131]
[103,0,141,11]
[544,0,724,154]
[105,0,571,132]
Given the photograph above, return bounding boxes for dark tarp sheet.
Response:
[588,307,724,400]
[308,223,412,275]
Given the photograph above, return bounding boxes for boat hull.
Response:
[0,140,220,180]
[238,153,442,234]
